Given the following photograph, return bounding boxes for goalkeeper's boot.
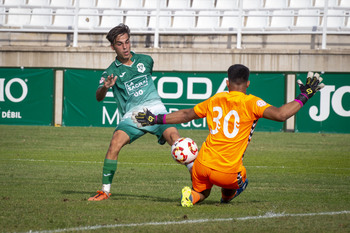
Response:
[88,190,111,201]
[181,186,193,207]
[220,179,249,203]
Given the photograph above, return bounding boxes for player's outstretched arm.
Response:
[132,108,200,127]
[263,72,325,122]
[96,74,117,102]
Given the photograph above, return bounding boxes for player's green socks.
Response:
[102,159,118,185]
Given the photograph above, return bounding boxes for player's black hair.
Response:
[106,23,131,45]
[227,64,250,84]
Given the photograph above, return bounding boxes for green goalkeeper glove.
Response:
[131,108,166,128]
[295,72,325,106]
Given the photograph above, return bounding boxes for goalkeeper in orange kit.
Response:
[132,64,325,207]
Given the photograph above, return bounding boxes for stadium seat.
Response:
[3,0,25,6]
[0,7,5,26]
[27,8,52,28]
[220,11,242,30]
[51,9,74,28]
[216,0,238,9]
[339,0,350,7]
[289,0,312,8]
[124,10,148,30]
[78,0,96,8]
[314,0,338,7]
[120,0,143,8]
[99,10,123,29]
[78,9,99,29]
[7,8,31,27]
[192,0,215,9]
[172,11,196,29]
[144,0,167,9]
[321,9,346,30]
[27,0,50,7]
[264,0,287,9]
[242,0,262,9]
[245,10,269,30]
[267,10,294,30]
[293,9,320,30]
[168,0,190,9]
[148,10,171,29]
[50,0,73,7]
[96,0,120,8]
[196,11,220,30]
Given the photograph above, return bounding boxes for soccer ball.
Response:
[171,137,198,164]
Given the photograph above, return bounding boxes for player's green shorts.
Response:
[115,118,176,145]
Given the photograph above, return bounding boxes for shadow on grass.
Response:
[62,190,177,203]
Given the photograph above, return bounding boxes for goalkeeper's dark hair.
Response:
[227,64,250,84]
[106,23,130,45]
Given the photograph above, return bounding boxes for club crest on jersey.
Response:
[137,63,146,73]
[257,100,267,107]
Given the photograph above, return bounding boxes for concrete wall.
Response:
[1,32,350,72]
[1,45,350,72]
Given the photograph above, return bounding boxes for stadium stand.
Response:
[220,10,242,30]
[26,8,52,28]
[27,0,50,7]
[144,0,166,9]
[120,0,143,8]
[124,10,148,30]
[268,10,294,30]
[148,10,171,29]
[50,0,73,7]
[196,10,220,30]
[192,0,215,9]
[245,10,269,30]
[51,9,74,29]
[99,9,123,29]
[0,0,349,48]
[96,0,120,8]
[78,9,99,29]
[216,0,238,9]
[264,0,288,9]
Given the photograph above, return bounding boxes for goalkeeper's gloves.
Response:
[295,72,325,106]
[131,108,166,128]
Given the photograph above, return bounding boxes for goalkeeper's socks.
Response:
[102,159,118,190]
[191,190,201,204]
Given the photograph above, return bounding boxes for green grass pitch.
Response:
[0,125,349,233]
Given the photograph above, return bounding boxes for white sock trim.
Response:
[102,184,111,194]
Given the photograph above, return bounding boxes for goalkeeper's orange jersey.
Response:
[194,91,271,173]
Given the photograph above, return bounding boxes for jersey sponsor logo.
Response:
[120,72,126,77]
[137,63,146,73]
[256,100,267,107]
[124,75,149,96]
[99,77,104,84]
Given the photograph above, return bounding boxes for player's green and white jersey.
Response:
[99,51,167,120]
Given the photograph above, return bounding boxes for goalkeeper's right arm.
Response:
[132,108,200,127]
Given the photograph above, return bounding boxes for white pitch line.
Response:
[24,210,350,233]
[4,158,350,170]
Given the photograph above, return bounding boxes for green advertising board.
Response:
[295,73,350,133]
[62,69,103,127]
[0,68,54,126]
[62,69,284,132]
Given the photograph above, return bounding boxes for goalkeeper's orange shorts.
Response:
[191,160,247,192]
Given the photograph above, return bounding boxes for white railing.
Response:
[0,0,349,48]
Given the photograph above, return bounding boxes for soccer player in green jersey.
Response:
[88,24,191,201]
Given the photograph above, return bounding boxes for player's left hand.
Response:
[295,72,325,105]
[131,108,157,127]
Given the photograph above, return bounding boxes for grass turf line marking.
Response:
[5,158,350,170]
[24,210,350,233]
